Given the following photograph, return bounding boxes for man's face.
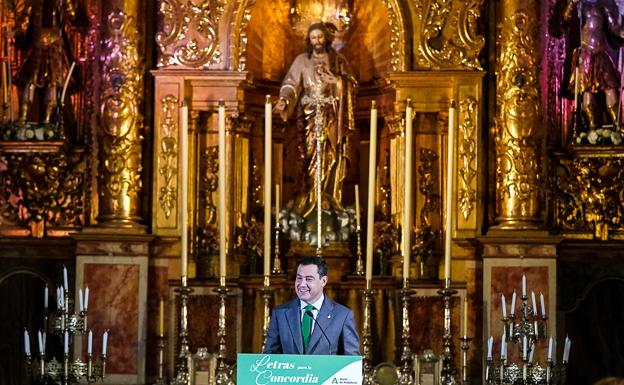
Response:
[295,263,327,304]
[309,29,326,54]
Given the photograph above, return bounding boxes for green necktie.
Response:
[302,305,315,352]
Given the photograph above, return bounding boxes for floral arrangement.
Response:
[575,128,623,145]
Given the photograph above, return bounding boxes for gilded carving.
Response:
[232,1,252,71]
[0,151,86,237]
[413,0,484,70]
[158,95,179,219]
[382,0,407,72]
[458,97,477,220]
[156,0,224,68]
[414,148,439,279]
[494,7,543,227]
[200,146,219,226]
[98,10,144,225]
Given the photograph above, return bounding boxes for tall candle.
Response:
[85,287,89,310]
[180,102,189,279]
[486,336,493,360]
[365,101,378,285]
[522,335,527,360]
[44,285,48,309]
[547,336,553,361]
[540,292,546,318]
[218,100,227,280]
[159,297,165,337]
[563,336,571,363]
[64,331,69,354]
[354,184,360,228]
[275,184,280,221]
[510,290,517,316]
[79,288,84,312]
[462,297,468,336]
[264,95,272,277]
[37,330,43,354]
[88,330,93,355]
[24,329,30,355]
[531,291,537,316]
[501,331,507,360]
[403,99,413,282]
[444,101,456,285]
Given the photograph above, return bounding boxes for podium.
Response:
[237,353,363,385]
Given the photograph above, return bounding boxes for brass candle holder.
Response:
[272,223,283,274]
[171,277,192,385]
[354,226,365,276]
[398,280,415,385]
[438,282,459,385]
[215,277,232,385]
[361,282,374,385]
[261,275,272,351]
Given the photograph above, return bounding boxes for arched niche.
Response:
[229,0,408,83]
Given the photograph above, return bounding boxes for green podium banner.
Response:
[237,353,362,385]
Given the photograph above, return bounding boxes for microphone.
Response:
[305,310,332,355]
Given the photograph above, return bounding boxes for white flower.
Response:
[588,130,599,144]
[611,131,622,145]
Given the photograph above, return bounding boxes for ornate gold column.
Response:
[97,2,145,228]
[493,0,543,229]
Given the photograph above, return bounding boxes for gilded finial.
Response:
[265,94,271,104]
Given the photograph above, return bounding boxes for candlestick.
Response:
[354,184,360,228]
[44,285,48,309]
[365,101,378,282]
[218,100,227,279]
[159,297,165,337]
[24,329,30,355]
[403,99,413,282]
[540,292,546,318]
[264,95,272,277]
[180,101,189,278]
[444,101,456,285]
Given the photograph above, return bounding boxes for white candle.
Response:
[84,287,89,310]
[218,100,227,280]
[63,266,68,291]
[180,102,189,279]
[531,291,537,316]
[64,331,69,354]
[79,288,84,312]
[403,99,413,282]
[563,336,571,363]
[486,336,493,360]
[501,331,507,360]
[37,330,43,354]
[522,274,526,297]
[354,184,360,228]
[534,320,539,338]
[547,336,553,361]
[42,332,46,351]
[510,290,516,316]
[528,345,534,363]
[59,286,65,308]
[88,330,93,355]
[264,95,272,277]
[44,285,48,309]
[159,297,165,337]
[462,297,468,336]
[102,330,109,355]
[522,335,527,360]
[444,101,456,285]
[365,101,378,284]
[501,294,507,319]
[275,184,280,222]
[56,287,61,308]
[24,330,30,355]
[540,292,546,318]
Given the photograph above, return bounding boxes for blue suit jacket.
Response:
[263,297,361,355]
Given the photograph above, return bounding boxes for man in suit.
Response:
[263,256,360,355]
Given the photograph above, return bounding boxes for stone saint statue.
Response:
[273,22,357,246]
[564,0,624,128]
[13,0,79,126]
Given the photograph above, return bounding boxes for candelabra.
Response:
[261,275,272,351]
[272,223,284,274]
[361,282,374,385]
[24,266,108,385]
[154,334,167,385]
[485,275,571,385]
[171,276,193,385]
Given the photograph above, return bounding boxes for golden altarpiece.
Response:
[0,0,624,384]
